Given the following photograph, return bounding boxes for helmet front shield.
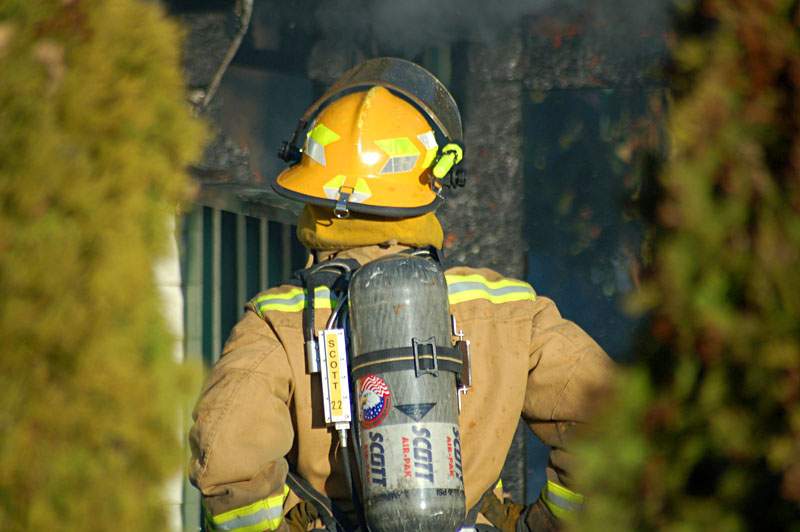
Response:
[314,57,463,142]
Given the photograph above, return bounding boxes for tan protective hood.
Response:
[296,204,444,251]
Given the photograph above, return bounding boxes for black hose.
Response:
[303,260,355,355]
[339,431,368,532]
[305,260,367,530]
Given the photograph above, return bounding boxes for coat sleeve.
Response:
[188,304,295,532]
[521,295,615,522]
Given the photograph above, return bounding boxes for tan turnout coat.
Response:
[189,245,614,529]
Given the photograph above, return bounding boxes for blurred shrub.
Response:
[0,1,206,530]
[573,1,800,530]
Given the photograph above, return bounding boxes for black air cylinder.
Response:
[348,254,465,532]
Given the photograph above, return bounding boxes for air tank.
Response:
[348,253,465,532]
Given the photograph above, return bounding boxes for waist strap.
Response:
[285,470,497,532]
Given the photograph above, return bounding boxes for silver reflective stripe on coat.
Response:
[544,487,582,513]
[210,505,283,531]
[205,485,289,532]
[448,281,527,297]
[446,274,535,305]
[541,480,584,519]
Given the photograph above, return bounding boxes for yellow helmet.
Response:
[273,58,464,218]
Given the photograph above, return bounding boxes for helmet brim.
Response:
[272,179,442,217]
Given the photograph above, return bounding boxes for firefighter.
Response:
[188,58,614,532]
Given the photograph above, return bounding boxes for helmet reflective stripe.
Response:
[306,124,341,167]
[351,178,372,202]
[417,131,438,168]
[205,485,289,532]
[323,175,347,200]
[375,137,420,175]
[323,175,372,203]
[254,287,338,317]
[446,274,536,305]
[541,480,584,519]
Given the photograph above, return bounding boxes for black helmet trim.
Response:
[271,180,442,218]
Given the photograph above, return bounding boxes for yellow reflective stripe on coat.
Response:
[254,274,533,315]
[541,480,584,519]
[446,274,535,304]
[253,287,338,317]
[205,484,290,532]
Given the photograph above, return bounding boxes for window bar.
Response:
[259,218,269,292]
[281,223,292,283]
[236,214,247,320]
[211,208,222,364]
[184,207,204,363]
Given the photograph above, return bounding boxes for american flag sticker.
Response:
[359,374,391,429]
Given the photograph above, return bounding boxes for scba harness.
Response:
[285,247,497,532]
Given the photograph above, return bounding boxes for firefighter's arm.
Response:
[521,295,614,528]
[189,306,295,532]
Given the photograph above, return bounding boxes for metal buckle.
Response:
[452,315,472,413]
[334,186,353,219]
[412,337,439,377]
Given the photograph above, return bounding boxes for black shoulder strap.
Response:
[400,244,465,271]
[292,258,360,349]
[288,258,362,289]
[289,246,453,289]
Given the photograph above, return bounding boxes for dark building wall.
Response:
[435,28,528,501]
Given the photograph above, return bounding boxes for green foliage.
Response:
[574,1,800,530]
[0,1,206,530]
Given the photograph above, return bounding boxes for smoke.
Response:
[370,0,558,54]
[313,0,671,59]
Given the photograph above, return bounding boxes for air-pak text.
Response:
[412,425,434,483]
[402,436,412,478]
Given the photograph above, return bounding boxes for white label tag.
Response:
[319,329,351,424]
[360,422,464,492]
